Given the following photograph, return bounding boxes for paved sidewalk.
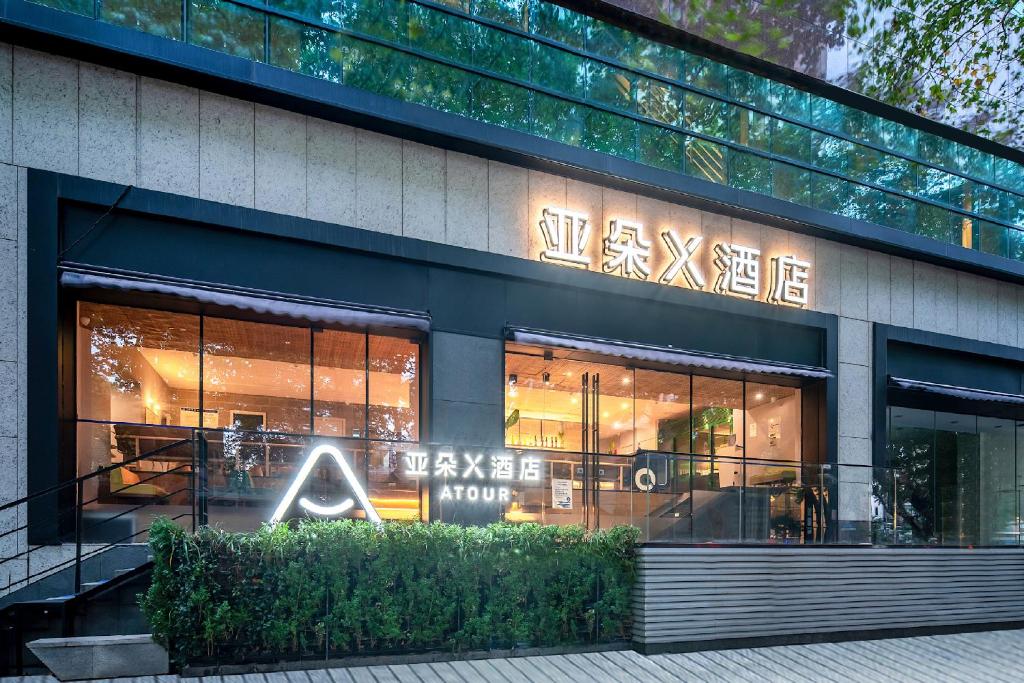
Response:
[5,629,1024,682]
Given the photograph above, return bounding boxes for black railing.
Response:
[7,418,1019,606]
[0,435,195,596]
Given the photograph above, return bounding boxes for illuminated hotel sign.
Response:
[270,445,544,525]
[402,450,542,503]
[537,207,810,306]
[271,444,382,525]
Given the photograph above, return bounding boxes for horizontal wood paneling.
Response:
[632,547,1024,644]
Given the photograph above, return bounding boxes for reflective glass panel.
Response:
[188,0,265,62]
[76,302,200,427]
[269,17,341,82]
[313,328,366,438]
[691,376,743,458]
[745,383,801,461]
[634,370,689,453]
[202,317,311,434]
[367,335,420,441]
[103,0,183,38]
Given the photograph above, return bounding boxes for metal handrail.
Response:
[0,436,192,514]
[0,431,197,597]
[0,512,191,595]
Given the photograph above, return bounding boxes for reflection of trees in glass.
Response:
[30,0,93,18]
[368,342,418,441]
[220,428,258,494]
[846,0,1024,148]
[88,325,144,394]
[188,0,265,61]
[471,79,531,131]
[607,0,846,65]
[609,0,1021,147]
[694,407,732,436]
[270,0,345,28]
[270,18,341,82]
[874,428,935,544]
[102,0,184,39]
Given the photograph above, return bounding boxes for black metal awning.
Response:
[508,327,832,379]
[61,269,431,332]
[888,376,1024,406]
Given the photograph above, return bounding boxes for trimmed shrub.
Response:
[141,518,638,665]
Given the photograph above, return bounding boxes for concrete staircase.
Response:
[0,544,153,675]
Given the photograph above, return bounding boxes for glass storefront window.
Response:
[880,406,1023,547]
[74,300,424,531]
[691,376,743,458]
[745,382,802,461]
[634,369,690,453]
[502,343,823,543]
[76,302,200,428]
[203,317,312,434]
[503,350,646,455]
[594,364,635,455]
[505,345,809,465]
[313,328,366,438]
[368,335,420,441]
[76,301,422,441]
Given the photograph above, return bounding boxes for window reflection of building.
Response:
[881,406,1023,547]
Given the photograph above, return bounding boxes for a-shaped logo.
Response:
[270,444,381,525]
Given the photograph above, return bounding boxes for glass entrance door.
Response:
[504,347,636,529]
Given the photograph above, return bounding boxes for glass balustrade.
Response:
[73,420,977,547]
[30,0,1024,261]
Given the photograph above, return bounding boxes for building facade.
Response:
[1,0,1024,652]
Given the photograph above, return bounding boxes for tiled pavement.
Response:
[5,629,1024,682]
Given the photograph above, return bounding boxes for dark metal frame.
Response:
[872,322,1024,467]
[27,169,840,539]
[2,0,1024,284]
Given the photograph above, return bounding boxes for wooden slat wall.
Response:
[633,547,1024,644]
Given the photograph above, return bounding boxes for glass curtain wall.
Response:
[32,0,1024,260]
[877,406,1023,546]
[504,343,823,543]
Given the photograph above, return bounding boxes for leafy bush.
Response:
[142,518,638,665]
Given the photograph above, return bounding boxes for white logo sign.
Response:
[534,208,810,306]
[715,243,761,298]
[634,467,657,492]
[769,255,811,306]
[661,231,705,289]
[270,444,381,525]
[402,449,542,504]
[604,219,652,279]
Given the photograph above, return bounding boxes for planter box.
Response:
[28,634,169,680]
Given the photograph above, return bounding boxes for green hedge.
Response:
[142,518,639,665]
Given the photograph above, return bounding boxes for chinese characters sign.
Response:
[536,207,810,306]
[403,449,543,502]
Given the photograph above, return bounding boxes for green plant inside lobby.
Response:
[141,517,638,666]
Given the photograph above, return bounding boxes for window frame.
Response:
[67,291,426,448]
[502,341,819,464]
